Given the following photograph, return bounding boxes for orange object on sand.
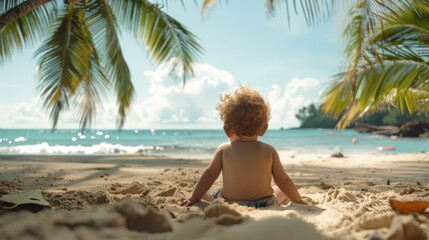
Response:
[389,199,429,214]
[377,146,396,151]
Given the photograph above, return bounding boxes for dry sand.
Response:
[0,153,428,240]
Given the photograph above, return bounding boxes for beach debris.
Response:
[389,199,429,214]
[330,152,344,158]
[0,189,51,213]
[387,179,391,185]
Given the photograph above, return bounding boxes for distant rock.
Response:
[399,121,429,137]
[355,121,429,138]
[373,126,400,136]
[354,123,399,136]
[419,132,429,138]
[354,123,379,133]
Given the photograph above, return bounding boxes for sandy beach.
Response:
[0,153,428,239]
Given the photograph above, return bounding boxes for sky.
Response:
[0,1,347,130]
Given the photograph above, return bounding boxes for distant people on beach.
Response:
[179,86,305,208]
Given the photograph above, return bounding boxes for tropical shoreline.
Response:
[0,153,428,239]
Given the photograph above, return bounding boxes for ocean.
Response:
[0,129,428,158]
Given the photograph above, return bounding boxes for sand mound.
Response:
[0,199,172,240]
[45,190,112,210]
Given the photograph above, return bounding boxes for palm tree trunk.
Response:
[0,0,53,30]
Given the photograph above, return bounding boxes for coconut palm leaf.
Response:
[36,4,96,128]
[74,2,110,130]
[322,0,408,128]
[109,0,202,82]
[323,59,429,128]
[203,0,352,27]
[75,49,109,129]
[0,1,57,64]
[1,0,25,13]
[84,0,133,129]
[321,0,380,126]
[369,1,429,61]
[266,0,345,27]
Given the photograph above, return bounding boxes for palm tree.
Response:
[0,0,202,129]
[203,0,429,128]
[322,0,429,128]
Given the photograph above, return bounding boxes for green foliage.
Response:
[296,103,429,128]
[361,109,429,126]
[295,104,338,128]
[322,0,429,128]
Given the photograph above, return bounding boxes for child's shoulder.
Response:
[217,141,232,150]
[258,141,274,150]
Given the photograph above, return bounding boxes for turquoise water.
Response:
[0,129,428,156]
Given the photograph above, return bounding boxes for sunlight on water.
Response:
[0,129,427,156]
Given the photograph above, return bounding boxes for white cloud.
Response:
[267,77,321,128]
[1,64,323,130]
[0,98,49,128]
[0,97,97,128]
[124,62,236,128]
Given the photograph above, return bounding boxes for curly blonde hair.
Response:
[217,86,271,136]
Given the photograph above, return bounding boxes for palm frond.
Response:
[0,0,58,64]
[109,0,203,83]
[85,0,134,129]
[369,1,429,61]
[267,0,353,27]
[329,0,402,127]
[35,4,95,129]
[1,0,25,13]
[323,60,429,128]
[75,49,109,130]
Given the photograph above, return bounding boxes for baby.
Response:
[179,86,304,207]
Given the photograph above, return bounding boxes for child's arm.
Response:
[179,145,223,206]
[271,149,304,204]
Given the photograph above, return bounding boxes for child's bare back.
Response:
[218,140,276,201]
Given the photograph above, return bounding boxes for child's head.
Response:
[217,86,271,137]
